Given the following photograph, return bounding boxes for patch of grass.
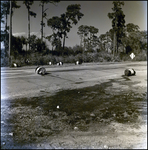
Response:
[6,80,146,144]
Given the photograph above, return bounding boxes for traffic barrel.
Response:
[35,66,46,75]
[124,68,136,76]
[13,63,17,67]
[57,62,63,65]
[49,62,52,65]
[75,61,82,65]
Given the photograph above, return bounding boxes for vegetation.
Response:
[1,1,147,67]
[77,25,99,52]
[23,0,36,51]
[108,1,126,56]
[47,4,84,51]
[1,0,20,66]
[39,0,60,43]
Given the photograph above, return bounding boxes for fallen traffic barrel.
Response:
[57,62,63,65]
[35,66,46,75]
[75,60,82,65]
[124,68,136,76]
[13,63,17,67]
[49,62,52,65]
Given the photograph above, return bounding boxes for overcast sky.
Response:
[3,1,147,48]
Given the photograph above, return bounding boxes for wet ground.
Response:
[1,75,147,149]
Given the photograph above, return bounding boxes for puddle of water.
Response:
[2,80,147,146]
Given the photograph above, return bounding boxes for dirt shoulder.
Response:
[35,77,147,149]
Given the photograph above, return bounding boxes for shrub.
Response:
[1,56,9,67]
[134,50,147,61]
[64,55,75,63]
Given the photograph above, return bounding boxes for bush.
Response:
[4,47,146,67]
[111,55,121,62]
[134,50,147,61]
[64,55,75,63]
[73,45,83,56]
[97,51,113,62]
[1,56,9,67]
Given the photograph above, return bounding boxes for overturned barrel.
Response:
[124,68,136,76]
[35,66,46,75]
[13,63,17,67]
[49,62,52,65]
[75,60,82,65]
[57,62,63,65]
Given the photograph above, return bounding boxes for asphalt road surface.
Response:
[1,61,147,149]
[1,61,147,100]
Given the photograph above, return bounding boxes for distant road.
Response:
[1,61,147,100]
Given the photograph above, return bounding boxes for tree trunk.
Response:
[5,13,8,58]
[62,34,66,50]
[5,13,7,31]
[9,1,12,67]
[116,36,119,54]
[113,31,116,56]
[80,35,82,47]
[84,37,86,51]
[28,8,30,52]
[26,43,27,60]
[41,4,43,42]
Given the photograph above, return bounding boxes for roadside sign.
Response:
[130,53,135,59]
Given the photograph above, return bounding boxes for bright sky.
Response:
[3,1,147,49]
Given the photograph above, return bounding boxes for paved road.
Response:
[1,61,147,149]
[1,61,147,100]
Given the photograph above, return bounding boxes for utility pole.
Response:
[9,0,12,67]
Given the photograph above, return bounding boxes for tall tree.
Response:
[1,1,20,33]
[20,35,28,60]
[98,30,113,53]
[62,4,84,50]
[1,1,9,33]
[108,1,125,55]
[77,25,89,50]
[123,24,147,54]
[47,16,62,50]
[77,25,99,51]
[39,0,60,42]
[1,1,10,59]
[23,0,36,52]
[11,36,24,60]
[88,26,99,50]
[47,4,84,52]
[126,23,140,34]
[1,0,20,65]
[77,25,85,47]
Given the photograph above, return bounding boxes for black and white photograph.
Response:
[1,1,147,149]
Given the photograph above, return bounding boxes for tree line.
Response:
[1,1,147,66]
